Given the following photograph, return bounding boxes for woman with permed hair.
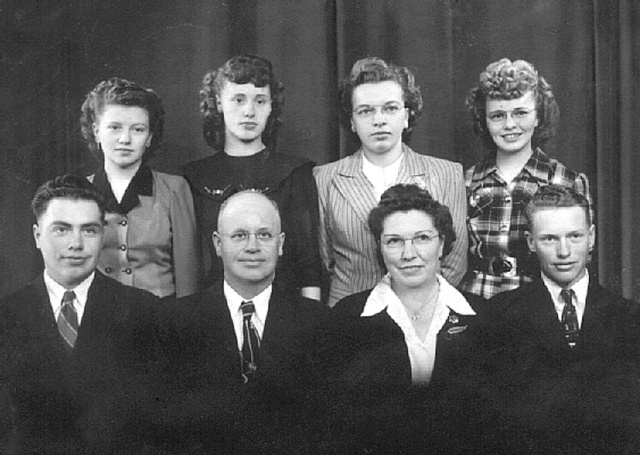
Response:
[314,57,467,306]
[81,77,199,298]
[183,55,321,300]
[461,58,592,299]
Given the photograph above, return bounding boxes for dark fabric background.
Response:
[1,0,638,300]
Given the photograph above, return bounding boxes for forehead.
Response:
[352,81,404,106]
[40,198,102,224]
[382,210,436,233]
[220,81,271,98]
[98,104,149,123]
[486,90,536,111]
[219,194,280,230]
[530,206,589,233]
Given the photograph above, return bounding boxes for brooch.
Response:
[412,177,427,190]
[204,184,232,197]
[444,324,468,340]
[448,314,459,324]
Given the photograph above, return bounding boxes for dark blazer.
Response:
[154,280,330,452]
[0,272,160,454]
[485,278,640,454]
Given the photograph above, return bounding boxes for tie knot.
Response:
[560,289,574,305]
[241,301,255,317]
[63,290,76,305]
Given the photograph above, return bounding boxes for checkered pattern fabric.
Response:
[461,149,593,299]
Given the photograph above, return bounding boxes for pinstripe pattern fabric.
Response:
[314,145,468,307]
[461,148,593,299]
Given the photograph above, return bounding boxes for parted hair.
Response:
[339,57,423,142]
[31,174,106,222]
[466,58,559,151]
[200,55,284,151]
[368,184,456,258]
[80,77,165,161]
[524,184,591,229]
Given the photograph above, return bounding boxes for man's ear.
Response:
[525,230,536,253]
[278,232,285,257]
[588,224,596,252]
[33,224,41,249]
[213,232,223,257]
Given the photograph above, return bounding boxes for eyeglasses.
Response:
[353,102,405,119]
[486,108,535,124]
[381,232,440,250]
[218,230,280,245]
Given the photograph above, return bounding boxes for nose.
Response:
[243,101,256,117]
[401,239,417,260]
[372,107,387,126]
[244,233,260,251]
[503,112,517,129]
[556,238,571,258]
[118,129,131,143]
[68,230,84,251]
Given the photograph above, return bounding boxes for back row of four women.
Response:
[82,54,590,304]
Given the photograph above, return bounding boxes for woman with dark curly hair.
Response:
[183,55,321,300]
[81,77,199,298]
[461,58,593,299]
[314,57,467,306]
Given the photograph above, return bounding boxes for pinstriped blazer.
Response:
[313,145,468,306]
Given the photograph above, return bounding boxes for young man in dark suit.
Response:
[0,174,159,454]
[156,190,329,452]
[487,185,640,453]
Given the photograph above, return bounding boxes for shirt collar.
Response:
[541,269,589,313]
[362,153,403,201]
[92,164,153,214]
[224,280,272,326]
[44,271,95,322]
[470,147,552,183]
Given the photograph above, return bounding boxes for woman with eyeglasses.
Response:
[313,184,489,453]
[461,58,593,299]
[314,57,467,307]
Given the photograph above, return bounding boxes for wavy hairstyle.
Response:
[524,184,591,230]
[31,174,106,222]
[80,77,165,161]
[339,57,423,142]
[368,184,456,261]
[200,55,284,151]
[466,58,559,151]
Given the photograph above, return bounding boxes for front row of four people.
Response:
[1,175,637,452]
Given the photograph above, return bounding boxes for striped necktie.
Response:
[57,290,78,351]
[240,300,261,383]
[560,288,579,347]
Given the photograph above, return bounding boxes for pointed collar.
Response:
[92,164,153,214]
[470,148,553,184]
[338,143,429,178]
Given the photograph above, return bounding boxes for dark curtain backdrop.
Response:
[1,0,638,300]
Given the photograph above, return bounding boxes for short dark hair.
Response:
[524,184,591,231]
[466,58,559,151]
[339,57,423,142]
[201,55,284,151]
[31,174,106,222]
[368,184,456,258]
[80,77,165,161]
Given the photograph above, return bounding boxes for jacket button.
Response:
[119,219,127,226]
[105,267,112,273]
[125,268,132,274]
[119,244,127,251]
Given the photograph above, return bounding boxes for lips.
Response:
[501,133,522,141]
[64,257,89,265]
[554,262,576,271]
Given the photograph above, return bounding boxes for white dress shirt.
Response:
[541,271,589,327]
[361,274,476,385]
[224,281,272,351]
[44,271,94,325]
[362,152,403,201]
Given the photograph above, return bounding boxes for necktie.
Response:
[57,290,78,351]
[560,288,579,347]
[240,300,261,383]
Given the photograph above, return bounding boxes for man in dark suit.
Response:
[0,174,159,454]
[156,190,329,452]
[487,184,640,453]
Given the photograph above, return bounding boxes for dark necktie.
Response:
[57,290,78,351]
[561,288,579,347]
[240,300,261,383]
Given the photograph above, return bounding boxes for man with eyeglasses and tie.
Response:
[484,185,640,453]
[155,190,329,453]
[0,174,160,453]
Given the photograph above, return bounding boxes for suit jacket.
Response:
[314,145,468,306]
[0,272,160,454]
[155,280,330,452]
[484,278,640,454]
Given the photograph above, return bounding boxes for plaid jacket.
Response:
[460,148,593,299]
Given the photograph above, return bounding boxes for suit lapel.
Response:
[396,145,430,187]
[30,275,70,361]
[332,150,378,227]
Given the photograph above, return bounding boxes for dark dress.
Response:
[184,149,322,291]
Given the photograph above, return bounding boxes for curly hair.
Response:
[368,184,456,260]
[31,174,106,222]
[524,184,591,230]
[200,55,284,151]
[80,77,165,161]
[466,58,559,151]
[339,57,423,142]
